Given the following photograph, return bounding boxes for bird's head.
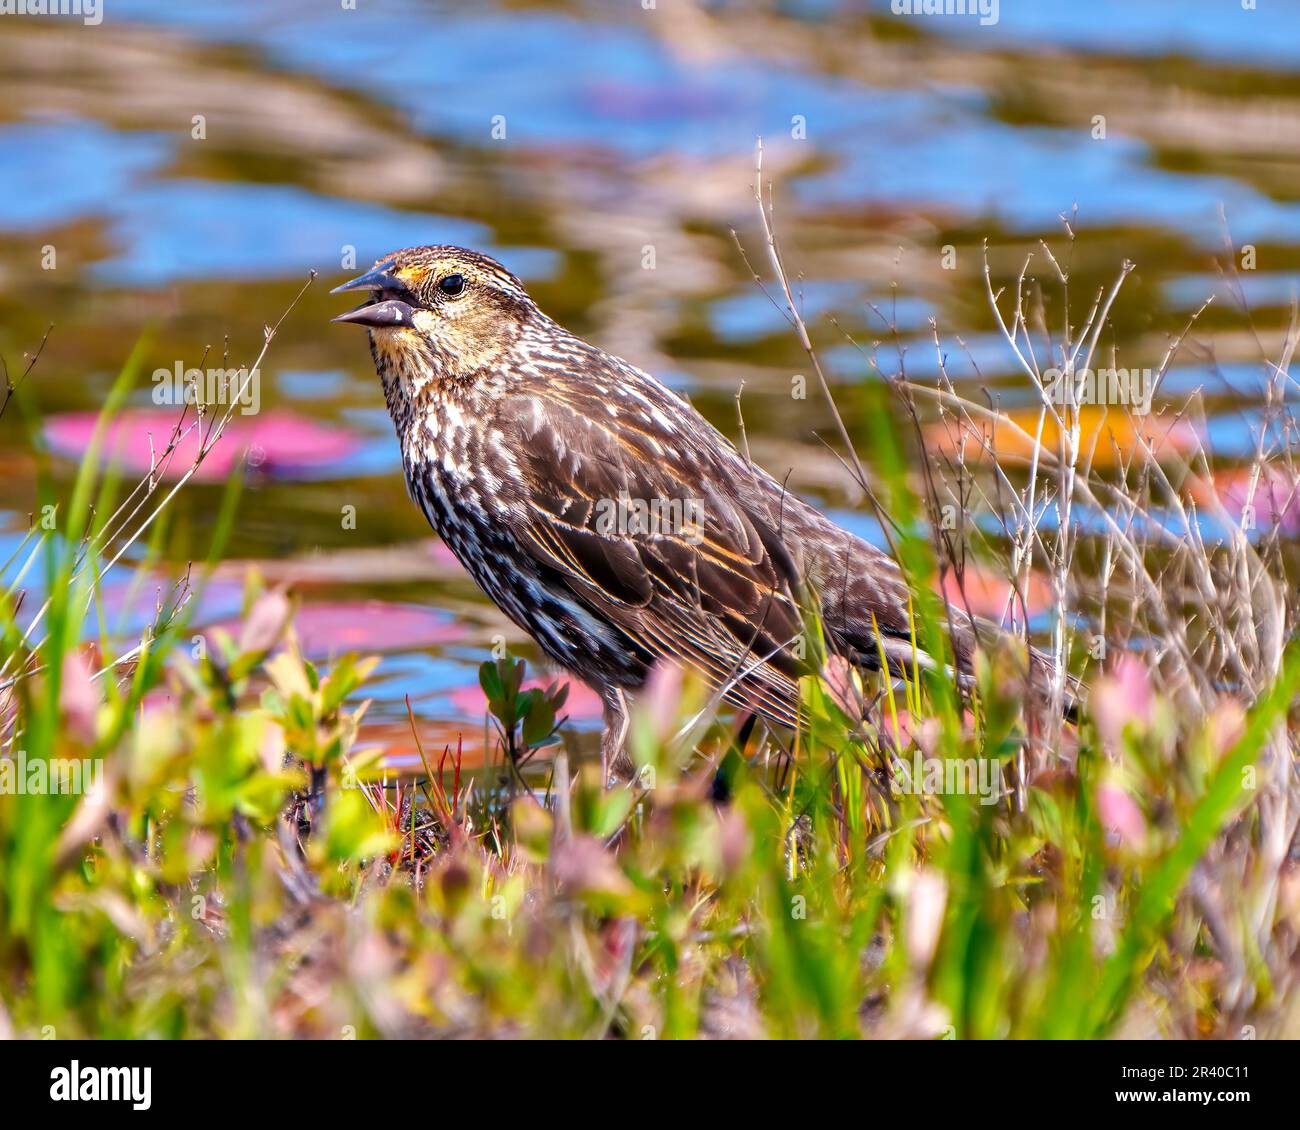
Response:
[332,245,539,387]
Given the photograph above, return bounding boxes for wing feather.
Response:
[498,393,807,729]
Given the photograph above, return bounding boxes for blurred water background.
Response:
[1,0,1297,765]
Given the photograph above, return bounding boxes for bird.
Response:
[332,245,1068,781]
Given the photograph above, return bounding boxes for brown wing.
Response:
[497,392,808,728]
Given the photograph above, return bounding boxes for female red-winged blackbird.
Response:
[334,246,1064,780]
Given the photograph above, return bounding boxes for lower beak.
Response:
[331,298,415,329]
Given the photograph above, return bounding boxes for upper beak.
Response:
[331,262,415,329]
[330,263,401,296]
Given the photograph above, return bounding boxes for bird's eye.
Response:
[438,273,466,298]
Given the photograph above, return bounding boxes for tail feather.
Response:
[841,608,1082,724]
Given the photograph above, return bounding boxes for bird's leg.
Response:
[710,712,757,805]
[734,712,758,755]
[599,686,633,787]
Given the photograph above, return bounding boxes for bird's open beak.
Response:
[331,263,416,329]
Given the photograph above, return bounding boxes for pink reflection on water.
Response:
[208,599,466,659]
[1215,466,1300,535]
[46,409,361,482]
